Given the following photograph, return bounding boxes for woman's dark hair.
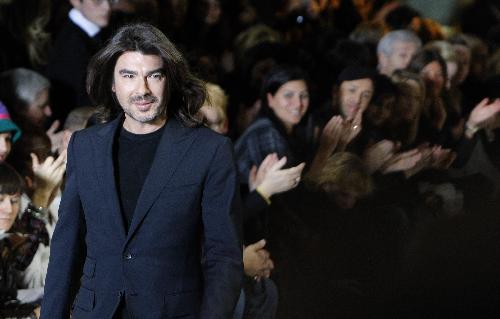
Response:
[406,48,448,82]
[260,65,309,113]
[87,23,206,127]
[0,162,25,195]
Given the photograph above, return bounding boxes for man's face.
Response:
[0,193,20,231]
[379,41,418,76]
[112,51,167,132]
[71,0,112,27]
[0,132,12,162]
[338,78,374,120]
[25,88,52,128]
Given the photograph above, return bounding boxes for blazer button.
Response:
[124,253,132,260]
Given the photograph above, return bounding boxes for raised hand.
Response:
[30,150,67,208]
[339,109,363,149]
[46,120,65,154]
[381,148,422,174]
[248,153,278,192]
[363,139,396,174]
[256,157,305,199]
[466,98,500,137]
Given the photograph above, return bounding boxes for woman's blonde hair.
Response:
[307,152,373,196]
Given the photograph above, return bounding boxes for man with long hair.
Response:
[41,23,243,319]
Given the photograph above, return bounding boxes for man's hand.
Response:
[243,239,274,281]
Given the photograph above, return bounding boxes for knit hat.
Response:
[337,66,376,84]
[0,101,21,142]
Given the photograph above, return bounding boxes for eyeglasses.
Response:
[91,0,120,5]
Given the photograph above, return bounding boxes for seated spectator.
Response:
[47,0,112,121]
[0,163,48,318]
[377,29,422,77]
[199,82,229,135]
[7,129,66,288]
[234,65,307,187]
[60,106,96,153]
[0,68,52,130]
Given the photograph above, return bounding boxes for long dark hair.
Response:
[259,65,309,116]
[87,23,205,127]
[406,48,448,84]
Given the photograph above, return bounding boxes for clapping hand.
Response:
[30,150,67,208]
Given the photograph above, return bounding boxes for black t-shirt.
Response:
[114,124,165,231]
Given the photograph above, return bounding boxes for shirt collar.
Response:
[69,8,100,37]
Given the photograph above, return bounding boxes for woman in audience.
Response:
[406,49,451,145]
[0,163,47,318]
[234,65,308,188]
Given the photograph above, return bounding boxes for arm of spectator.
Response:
[243,239,274,281]
[465,98,500,139]
[30,150,67,209]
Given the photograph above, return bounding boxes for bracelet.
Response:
[26,203,48,219]
[465,122,479,138]
[255,187,272,205]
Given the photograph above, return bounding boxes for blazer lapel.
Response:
[92,116,127,241]
[125,118,197,243]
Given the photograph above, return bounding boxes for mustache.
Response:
[129,94,158,104]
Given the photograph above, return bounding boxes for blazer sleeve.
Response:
[41,132,87,319]
[200,137,243,319]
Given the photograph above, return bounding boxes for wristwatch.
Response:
[26,203,48,219]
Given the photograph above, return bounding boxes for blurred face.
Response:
[366,94,395,127]
[200,105,228,134]
[399,80,422,121]
[0,193,20,231]
[446,61,458,88]
[0,133,12,162]
[204,0,221,25]
[379,41,419,76]
[333,189,359,210]
[25,89,52,127]
[267,80,309,131]
[71,0,112,27]
[421,61,445,95]
[112,51,167,133]
[453,44,471,84]
[338,78,374,120]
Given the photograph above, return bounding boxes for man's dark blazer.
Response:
[41,116,243,319]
